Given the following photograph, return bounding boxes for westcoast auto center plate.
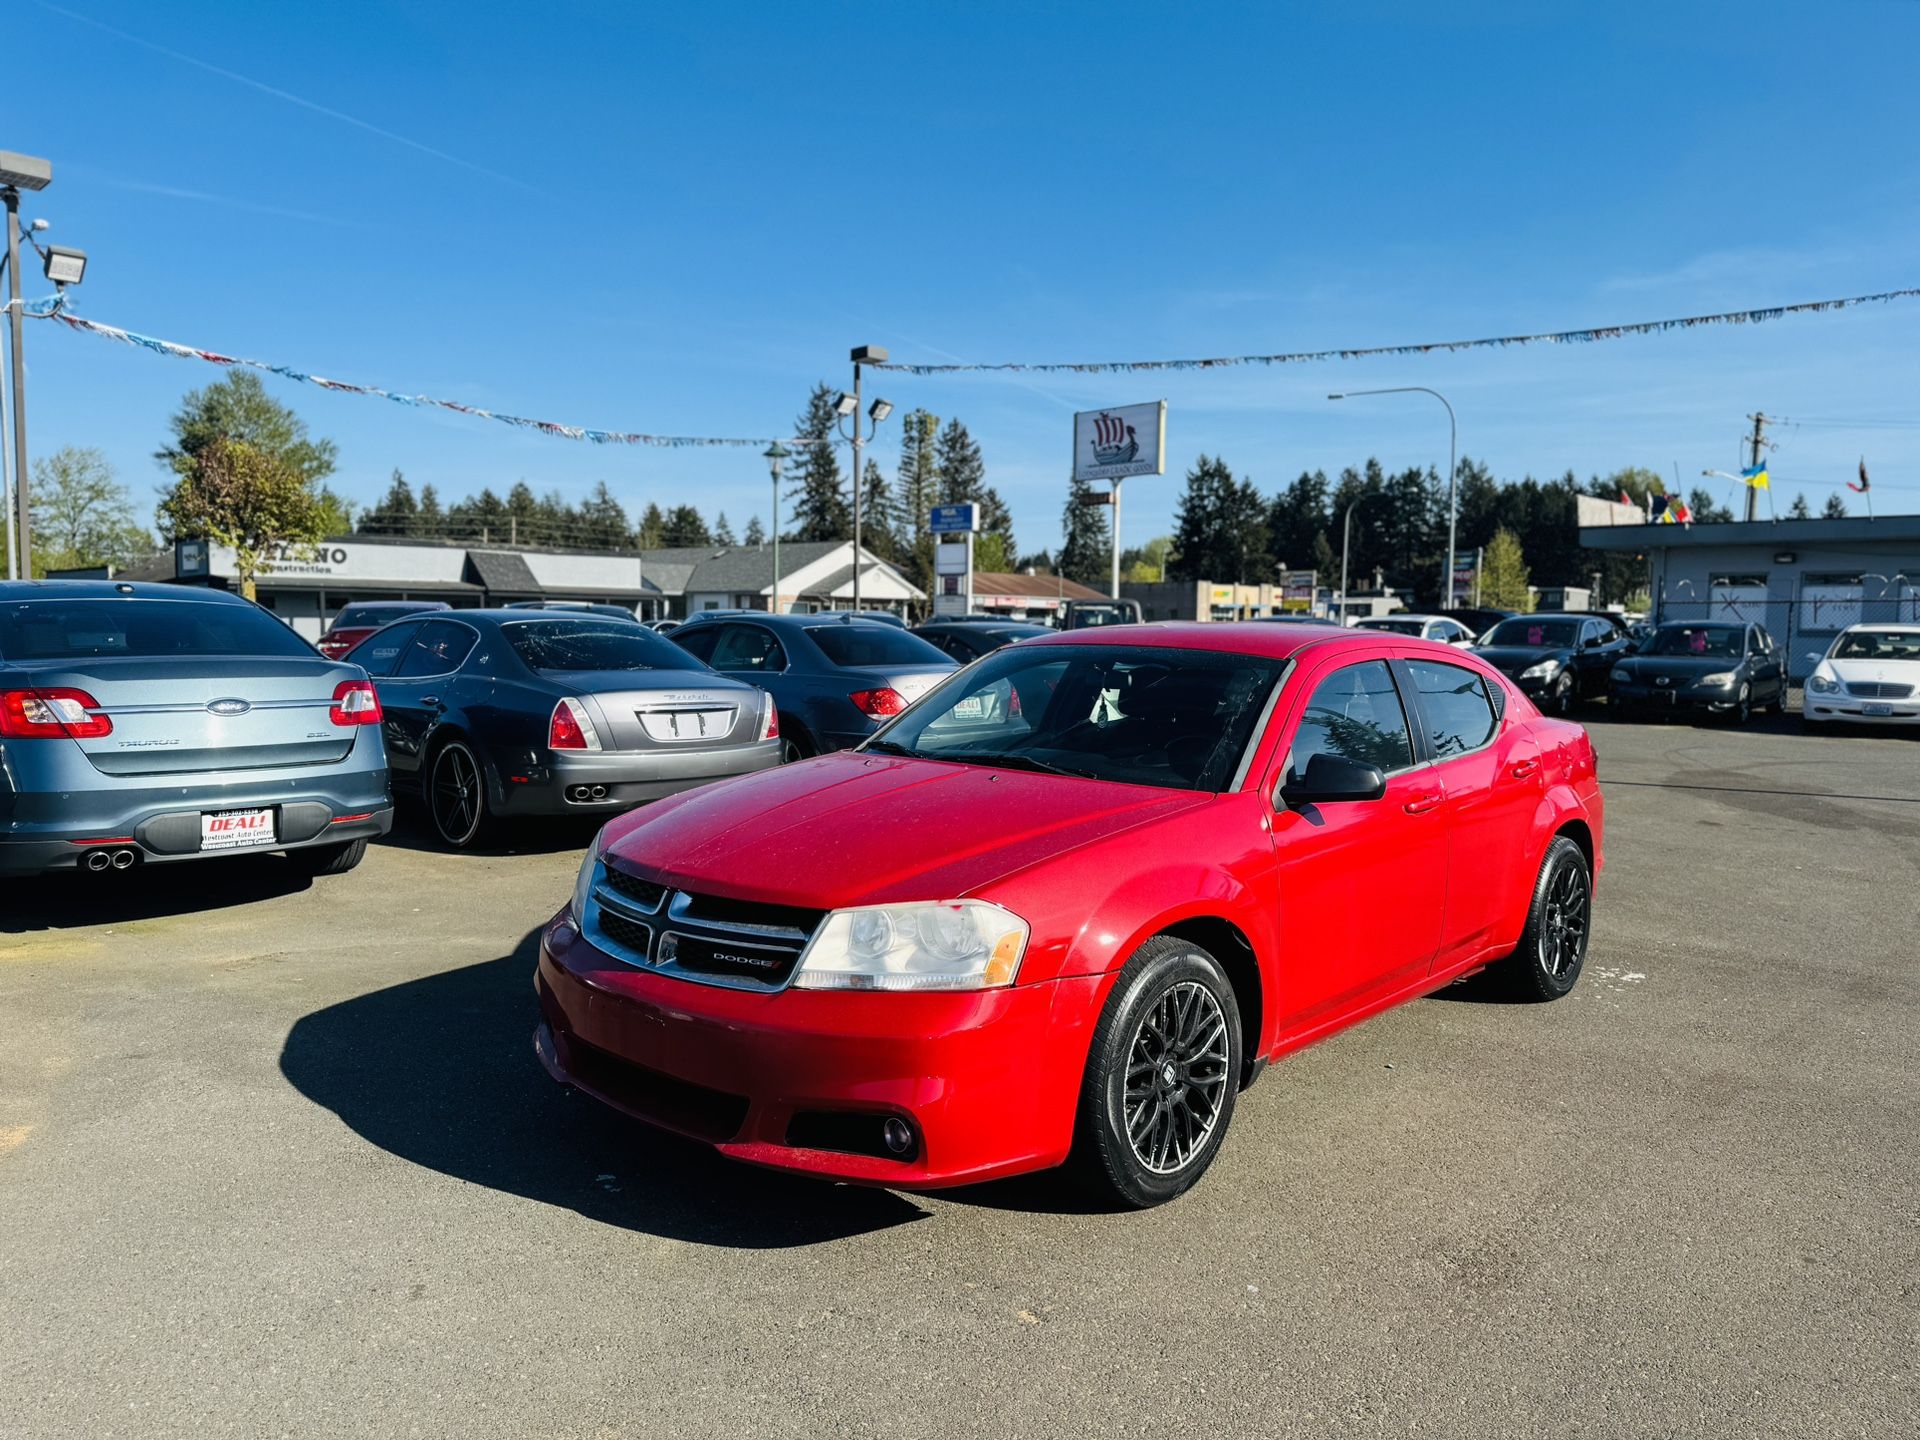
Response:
[201,808,277,851]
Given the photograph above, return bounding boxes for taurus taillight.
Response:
[329,680,383,726]
[0,688,112,738]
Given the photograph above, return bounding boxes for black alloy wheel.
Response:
[1072,936,1243,1208]
[1732,682,1752,725]
[429,740,488,849]
[780,726,814,765]
[1550,672,1575,715]
[1495,835,1592,1001]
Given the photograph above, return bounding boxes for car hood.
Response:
[1615,654,1739,676]
[1824,656,1920,684]
[1474,645,1573,671]
[600,750,1212,908]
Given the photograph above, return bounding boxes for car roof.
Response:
[1018,620,1414,662]
[1358,614,1447,623]
[1841,622,1920,633]
[0,579,250,605]
[340,599,449,611]
[677,611,896,631]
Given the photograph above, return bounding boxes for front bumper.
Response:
[533,914,1104,1188]
[497,740,782,816]
[1803,693,1920,725]
[1610,681,1741,713]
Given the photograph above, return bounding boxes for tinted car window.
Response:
[505,620,702,672]
[1406,660,1498,757]
[1642,624,1743,658]
[807,624,949,668]
[1286,661,1414,781]
[875,644,1282,792]
[0,599,317,661]
[1484,618,1579,648]
[1359,619,1427,636]
[333,603,437,630]
[394,620,478,677]
[708,624,787,671]
[350,620,427,676]
[669,625,720,663]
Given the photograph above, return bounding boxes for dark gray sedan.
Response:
[349,611,779,847]
[0,581,392,877]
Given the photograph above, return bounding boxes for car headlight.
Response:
[1520,659,1561,680]
[1807,672,1839,694]
[1698,671,1735,686]
[1610,665,1632,682]
[571,827,608,922]
[793,900,1029,991]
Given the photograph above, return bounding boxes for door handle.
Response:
[1509,758,1539,778]
[420,695,441,707]
[1403,793,1443,815]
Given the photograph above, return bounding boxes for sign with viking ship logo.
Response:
[1073,401,1167,482]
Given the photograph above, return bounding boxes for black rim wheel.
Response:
[431,743,482,846]
[1538,860,1591,980]
[1554,675,1573,713]
[1123,979,1231,1175]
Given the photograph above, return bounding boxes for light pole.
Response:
[1330,386,1457,609]
[1338,494,1369,625]
[763,441,790,614]
[838,345,893,612]
[2,150,53,581]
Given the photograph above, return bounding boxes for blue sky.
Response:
[12,0,1920,557]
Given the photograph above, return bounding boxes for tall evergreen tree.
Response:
[1059,475,1113,587]
[896,408,941,594]
[576,481,631,549]
[859,459,901,562]
[713,512,737,546]
[1788,493,1811,519]
[450,487,509,544]
[415,484,443,538]
[360,469,418,536]
[662,504,711,547]
[973,485,1017,573]
[505,481,544,546]
[636,502,666,549]
[1168,455,1270,583]
[743,514,766,546]
[934,418,985,505]
[786,386,848,542]
[1823,491,1849,519]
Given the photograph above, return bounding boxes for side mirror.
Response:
[1279,753,1388,807]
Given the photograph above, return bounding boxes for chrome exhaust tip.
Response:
[84,849,112,872]
[589,784,608,800]
[110,849,136,870]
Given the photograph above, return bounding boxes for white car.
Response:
[1352,614,1477,645]
[1802,623,1920,728]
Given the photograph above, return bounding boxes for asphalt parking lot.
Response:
[3,714,1915,1439]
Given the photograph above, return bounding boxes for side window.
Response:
[1285,661,1415,782]
[709,624,787,672]
[394,620,477,677]
[671,625,720,663]
[1406,660,1498,758]
[350,620,425,677]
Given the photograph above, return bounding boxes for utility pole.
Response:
[1744,411,1769,523]
[1109,477,1123,600]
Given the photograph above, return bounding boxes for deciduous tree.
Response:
[158,437,326,599]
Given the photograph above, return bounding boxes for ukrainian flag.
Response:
[1740,464,1770,490]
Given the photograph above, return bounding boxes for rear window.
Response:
[1360,619,1426,636]
[332,603,437,630]
[0,598,316,661]
[505,620,704,672]
[1483,619,1579,648]
[806,624,950,668]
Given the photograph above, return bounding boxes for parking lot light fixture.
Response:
[41,244,85,287]
[839,345,892,610]
[1330,387,1458,610]
[868,398,892,424]
[3,148,55,581]
[834,392,859,418]
[764,441,791,614]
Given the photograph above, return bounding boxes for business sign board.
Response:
[929,503,978,535]
[1073,401,1167,483]
[1281,569,1317,610]
[932,535,973,617]
[1575,494,1645,528]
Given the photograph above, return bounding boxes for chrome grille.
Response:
[582,866,822,992]
[1846,681,1915,700]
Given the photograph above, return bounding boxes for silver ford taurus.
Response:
[0,581,392,877]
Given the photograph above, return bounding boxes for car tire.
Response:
[286,836,367,876]
[1549,673,1574,716]
[1070,935,1243,1209]
[427,739,492,849]
[1493,835,1591,1002]
[780,725,815,765]
[1731,683,1752,725]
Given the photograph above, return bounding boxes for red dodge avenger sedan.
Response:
[535,623,1603,1207]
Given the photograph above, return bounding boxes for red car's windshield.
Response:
[867,643,1284,792]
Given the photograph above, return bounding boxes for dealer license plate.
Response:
[1863,703,1892,716]
[201,807,276,851]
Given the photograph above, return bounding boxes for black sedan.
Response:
[913,619,1054,662]
[347,611,780,847]
[1608,621,1787,724]
[1472,613,1630,714]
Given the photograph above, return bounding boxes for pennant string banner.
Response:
[20,296,821,449]
[864,288,1920,375]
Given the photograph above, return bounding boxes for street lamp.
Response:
[839,345,892,611]
[763,441,790,614]
[1330,387,1457,610]
[1338,493,1369,626]
[2,150,54,580]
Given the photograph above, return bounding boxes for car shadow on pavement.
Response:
[374,807,602,859]
[278,929,931,1248]
[1,853,313,933]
